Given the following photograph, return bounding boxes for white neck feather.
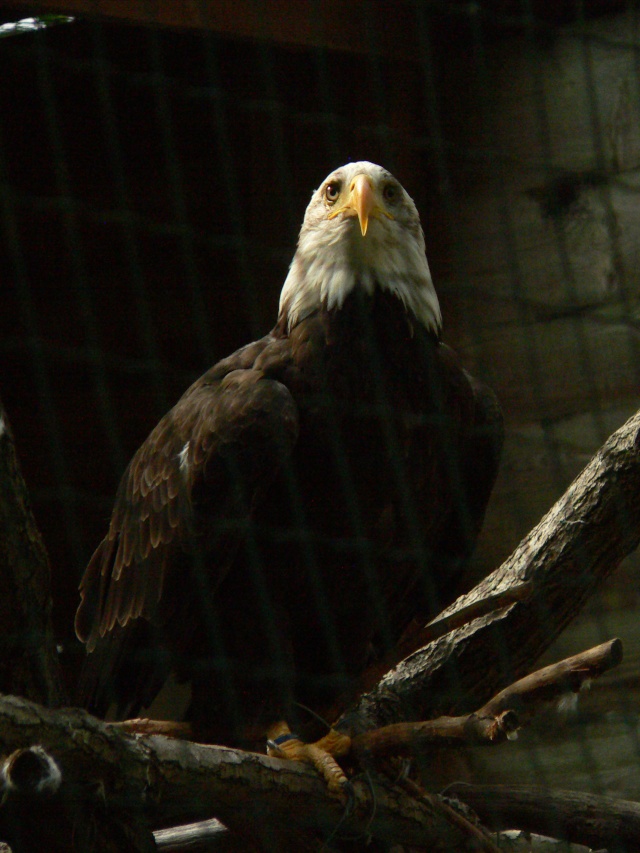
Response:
[279,215,442,336]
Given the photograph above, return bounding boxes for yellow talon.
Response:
[266,721,351,794]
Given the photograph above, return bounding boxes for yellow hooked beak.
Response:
[328,174,394,236]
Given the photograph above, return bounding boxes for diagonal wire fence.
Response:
[1,0,640,836]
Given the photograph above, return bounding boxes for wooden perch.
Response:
[0,637,621,851]
[339,408,640,735]
[0,694,498,852]
[350,638,621,760]
[476,636,622,720]
[445,783,640,851]
[0,399,65,708]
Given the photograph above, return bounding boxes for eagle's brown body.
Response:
[76,163,503,747]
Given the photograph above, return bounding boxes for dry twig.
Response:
[350,638,621,760]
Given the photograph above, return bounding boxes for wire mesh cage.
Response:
[1,1,640,849]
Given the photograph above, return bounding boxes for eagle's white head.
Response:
[279,161,442,335]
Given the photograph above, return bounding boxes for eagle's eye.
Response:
[325,182,341,203]
[383,183,398,203]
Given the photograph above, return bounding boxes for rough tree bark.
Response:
[0,694,500,852]
[0,397,155,850]
[445,784,640,852]
[340,407,640,735]
[0,640,624,851]
[0,400,65,708]
[0,632,624,853]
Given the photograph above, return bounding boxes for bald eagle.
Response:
[75,162,502,751]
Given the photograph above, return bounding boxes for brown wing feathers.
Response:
[75,350,299,671]
[76,412,191,652]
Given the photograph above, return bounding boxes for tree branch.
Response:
[0,398,65,708]
[0,637,621,851]
[329,582,534,717]
[154,819,236,853]
[349,638,621,759]
[0,401,156,848]
[339,409,640,735]
[445,783,640,851]
[0,694,496,852]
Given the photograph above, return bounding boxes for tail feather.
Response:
[75,617,170,719]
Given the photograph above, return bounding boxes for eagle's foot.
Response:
[266,721,351,796]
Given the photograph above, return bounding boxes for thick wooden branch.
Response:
[0,638,620,850]
[154,819,235,852]
[0,405,154,849]
[477,636,622,719]
[0,694,495,852]
[486,832,594,853]
[329,582,533,717]
[350,638,621,760]
[339,409,640,735]
[446,784,640,851]
[0,399,65,708]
